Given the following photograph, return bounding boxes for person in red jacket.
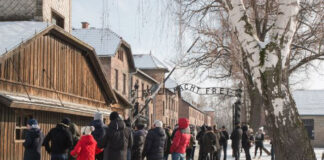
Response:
[170,118,191,160]
[70,126,102,160]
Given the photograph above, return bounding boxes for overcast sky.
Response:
[72,0,324,90]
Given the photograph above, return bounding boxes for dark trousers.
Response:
[222,143,227,160]
[198,149,204,160]
[255,145,263,156]
[243,147,251,160]
[213,149,221,160]
[95,152,104,160]
[51,154,68,160]
[233,148,240,160]
[186,146,196,160]
[271,145,275,160]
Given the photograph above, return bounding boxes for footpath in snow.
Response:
[185,140,324,160]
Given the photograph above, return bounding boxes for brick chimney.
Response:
[81,22,89,29]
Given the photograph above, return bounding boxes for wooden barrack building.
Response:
[0,21,117,160]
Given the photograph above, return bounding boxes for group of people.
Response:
[195,125,230,160]
[231,122,266,160]
[22,111,271,160]
[22,111,197,160]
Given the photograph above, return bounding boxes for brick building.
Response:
[72,24,136,118]
[202,107,216,126]
[132,69,158,127]
[179,98,205,127]
[0,0,72,32]
[133,54,181,128]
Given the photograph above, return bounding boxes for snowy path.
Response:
[184,141,324,160]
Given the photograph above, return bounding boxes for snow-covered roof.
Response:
[133,54,168,71]
[165,78,178,93]
[165,78,178,89]
[293,90,324,116]
[0,21,50,56]
[201,106,215,112]
[72,28,122,56]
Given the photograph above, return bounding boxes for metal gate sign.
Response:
[170,83,241,97]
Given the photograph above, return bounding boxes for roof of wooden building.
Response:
[0,21,118,112]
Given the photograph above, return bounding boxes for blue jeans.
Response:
[51,154,68,160]
[172,152,185,160]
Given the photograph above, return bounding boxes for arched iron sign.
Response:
[170,83,241,97]
[168,83,243,127]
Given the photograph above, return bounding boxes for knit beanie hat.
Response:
[61,117,71,126]
[110,111,119,121]
[153,120,163,128]
[27,119,39,129]
[83,126,95,135]
[94,112,103,121]
[27,119,38,126]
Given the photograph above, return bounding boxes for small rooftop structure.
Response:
[133,54,169,71]
[293,90,324,116]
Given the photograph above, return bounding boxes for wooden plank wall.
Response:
[0,105,92,160]
[0,34,107,109]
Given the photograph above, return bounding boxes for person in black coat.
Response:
[230,123,242,160]
[242,125,251,160]
[220,126,229,160]
[143,120,166,160]
[98,112,133,160]
[164,127,172,160]
[132,123,147,160]
[90,112,107,160]
[254,128,264,157]
[23,119,44,160]
[43,117,73,160]
[196,125,206,160]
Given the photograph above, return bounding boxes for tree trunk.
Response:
[247,86,265,131]
[261,69,316,159]
[225,0,316,159]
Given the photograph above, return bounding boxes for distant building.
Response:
[0,0,72,32]
[72,24,136,118]
[293,90,324,147]
[132,69,159,127]
[179,98,205,127]
[133,54,180,129]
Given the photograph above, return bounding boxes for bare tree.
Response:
[174,0,324,159]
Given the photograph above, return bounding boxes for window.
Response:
[118,50,124,61]
[302,119,314,140]
[51,10,64,29]
[163,101,165,115]
[16,112,33,141]
[115,69,118,90]
[141,83,145,100]
[123,74,126,94]
[136,80,139,98]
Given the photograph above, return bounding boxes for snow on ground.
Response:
[185,140,324,160]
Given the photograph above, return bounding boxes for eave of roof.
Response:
[136,69,159,84]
